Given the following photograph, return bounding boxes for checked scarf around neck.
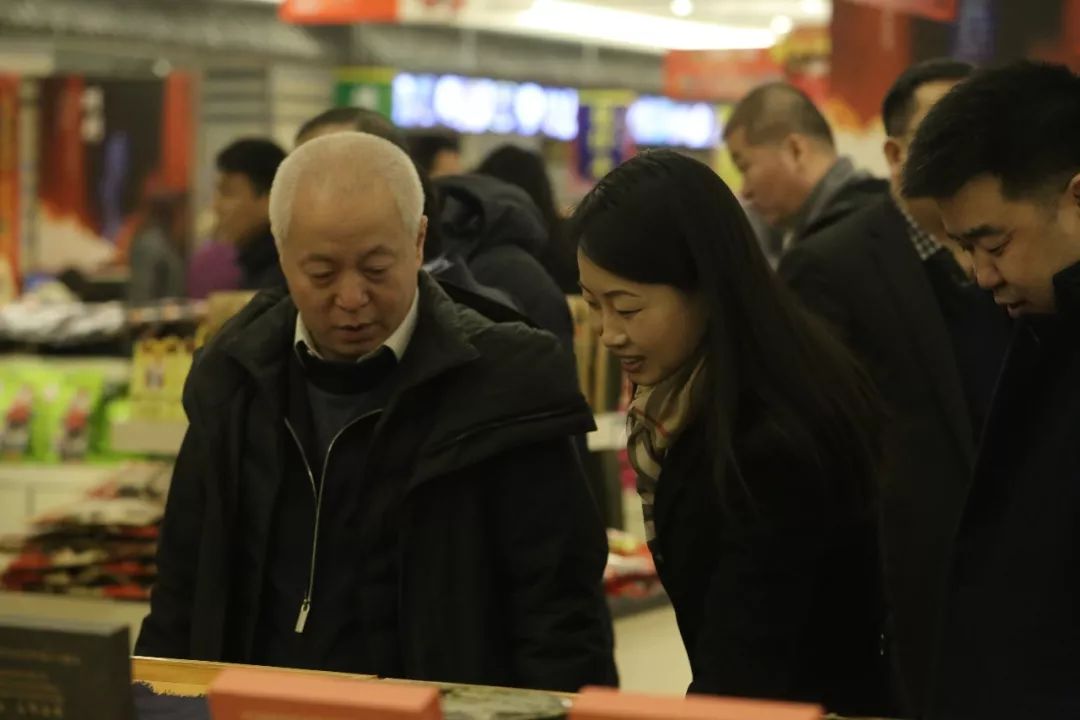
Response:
[627,355,707,542]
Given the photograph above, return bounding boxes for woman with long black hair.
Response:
[572,151,890,715]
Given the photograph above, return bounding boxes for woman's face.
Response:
[579,251,708,387]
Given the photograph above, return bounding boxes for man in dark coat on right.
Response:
[779,60,1013,716]
[904,61,1080,719]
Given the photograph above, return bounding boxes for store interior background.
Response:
[0,0,1078,696]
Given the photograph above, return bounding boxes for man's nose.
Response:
[971,249,1003,290]
[335,276,371,310]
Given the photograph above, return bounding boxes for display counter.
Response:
[130,657,891,720]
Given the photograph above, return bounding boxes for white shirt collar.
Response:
[294,289,420,362]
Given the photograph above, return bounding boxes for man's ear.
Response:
[1068,173,1080,210]
[416,215,428,264]
[884,138,904,173]
[783,133,804,164]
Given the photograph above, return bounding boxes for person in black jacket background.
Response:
[779,60,1013,717]
[477,144,579,295]
[136,131,616,691]
[212,138,287,291]
[572,150,889,716]
[435,173,575,354]
[725,83,887,257]
[904,61,1080,720]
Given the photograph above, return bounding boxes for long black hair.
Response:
[570,150,882,517]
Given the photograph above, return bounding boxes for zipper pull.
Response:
[295,598,311,634]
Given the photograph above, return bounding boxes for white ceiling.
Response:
[249,0,832,53]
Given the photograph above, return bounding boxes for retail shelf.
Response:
[110,420,187,457]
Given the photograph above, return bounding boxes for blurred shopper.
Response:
[477,144,579,294]
[186,239,241,300]
[725,83,887,255]
[573,150,888,716]
[128,186,189,304]
[436,172,575,353]
[779,60,1013,716]
[411,132,463,178]
[136,133,616,692]
[294,108,518,317]
[213,138,286,291]
[904,61,1080,720]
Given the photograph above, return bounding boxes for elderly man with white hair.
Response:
[136,132,617,691]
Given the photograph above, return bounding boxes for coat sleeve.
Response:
[779,243,853,343]
[134,421,208,658]
[487,437,618,692]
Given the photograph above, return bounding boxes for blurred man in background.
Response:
[905,61,1080,720]
[411,133,463,179]
[212,138,286,290]
[780,59,1013,717]
[725,83,887,255]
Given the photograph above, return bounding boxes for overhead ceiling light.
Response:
[800,0,830,18]
[770,14,794,36]
[670,0,694,18]
[518,0,776,52]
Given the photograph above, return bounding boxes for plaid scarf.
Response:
[626,356,706,541]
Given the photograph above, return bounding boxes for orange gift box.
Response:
[208,667,442,720]
[570,687,823,720]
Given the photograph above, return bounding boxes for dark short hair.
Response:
[904,61,1080,201]
[724,82,834,148]
[215,138,286,197]
[410,133,461,175]
[295,107,409,151]
[882,59,974,138]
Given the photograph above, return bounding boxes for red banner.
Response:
[844,0,957,22]
[663,49,783,102]
[0,75,18,286]
[279,0,398,24]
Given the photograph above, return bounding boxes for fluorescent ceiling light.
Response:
[770,14,793,35]
[517,0,776,52]
[670,0,694,18]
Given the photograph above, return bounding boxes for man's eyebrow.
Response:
[947,224,1008,244]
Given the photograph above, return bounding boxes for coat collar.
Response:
[218,273,480,407]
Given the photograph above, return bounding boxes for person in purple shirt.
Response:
[186,238,241,299]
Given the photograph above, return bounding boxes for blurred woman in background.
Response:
[478,144,579,294]
[571,150,891,716]
[128,186,189,304]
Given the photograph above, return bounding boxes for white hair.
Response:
[269,131,424,247]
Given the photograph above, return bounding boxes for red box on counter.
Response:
[208,667,442,720]
[570,687,823,720]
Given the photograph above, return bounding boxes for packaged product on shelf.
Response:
[0,372,38,460]
[40,370,108,462]
[129,336,193,422]
[0,462,171,601]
